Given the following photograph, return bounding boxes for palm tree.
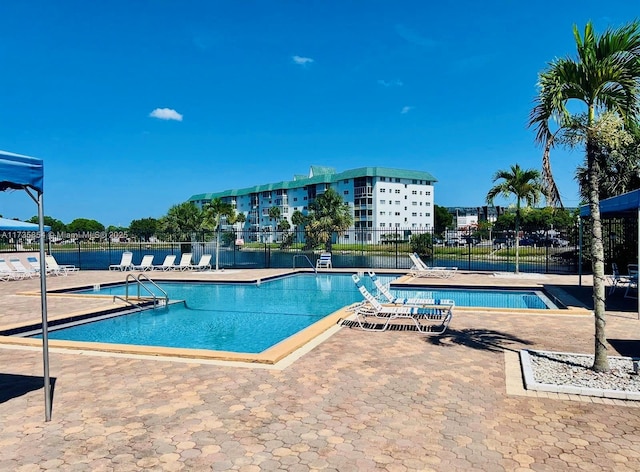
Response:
[161,202,203,242]
[202,198,234,271]
[486,164,544,274]
[305,188,353,251]
[529,21,640,372]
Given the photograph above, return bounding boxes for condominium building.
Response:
[188,165,437,242]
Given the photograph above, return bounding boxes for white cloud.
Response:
[378,79,404,87]
[395,24,436,48]
[401,106,413,114]
[292,55,314,66]
[149,108,183,121]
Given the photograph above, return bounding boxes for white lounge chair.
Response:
[368,271,455,308]
[133,255,154,271]
[27,256,50,276]
[316,252,332,269]
[0,258,26,280]
[153,254,177,271]
[175,253,193,271]
[45,255,79,276]
[351,274,453,334]
[109,251,134,271]
[9,258,38,278]
[608,262,630,294]
[190,254,212,271]
[409,253,457,278]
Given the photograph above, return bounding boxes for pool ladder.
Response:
[293,254,317,274]
[119,273,169,308]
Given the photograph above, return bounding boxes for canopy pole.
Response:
[26,188,51,421]
[637,207,639,320]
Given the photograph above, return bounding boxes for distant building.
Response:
[188,165,437,243]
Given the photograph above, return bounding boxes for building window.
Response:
[380,222,386,227]
[412,190,417,195]
[426,213,431,217]
[395,223,400,227]
[395,201,400,205]
[293,197,298,202]
[380,188,386,193]
[412,179,417,184]
[412,212,417,217]
[426,202,431,206]
[395,212,401,216]
[344,190,349,195]
[344,179,349,184]
[395,189,400,194]
[380,211,386,215]
[412,202,417,206]
[426,191,431,196]
[380,200,385,204]
[380,177,386,182]
[395,178,400,182]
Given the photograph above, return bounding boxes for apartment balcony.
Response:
[354,186,373,198]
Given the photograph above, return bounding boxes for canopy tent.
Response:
[580,189,640,318]
[0,217,51,232]
[0,149,51,421]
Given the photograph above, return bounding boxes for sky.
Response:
[0,1,637,227]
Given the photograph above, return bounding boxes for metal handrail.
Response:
[293,254,317,273]
[125,273,169,307]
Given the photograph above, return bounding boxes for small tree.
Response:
[410,233,433,258]
[305,188,353,251]
[486,164,544,273]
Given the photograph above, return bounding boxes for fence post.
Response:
[395,227,399,269]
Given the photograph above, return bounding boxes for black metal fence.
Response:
[0,227,584,273]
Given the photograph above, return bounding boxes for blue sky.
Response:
[0,1,637,227]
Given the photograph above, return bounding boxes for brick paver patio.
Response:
[1,270,639,471]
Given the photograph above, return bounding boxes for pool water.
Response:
[40,274,395,353]
[37,274,555,353]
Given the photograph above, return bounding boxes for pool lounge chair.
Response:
[109,251,134,271]
[608,262,630,294]
[368,271,455,308]
[190,254,212,271]
[45,255,79,276]
[409,253,457,278]
[316,252,332,269]
[351,274,453,334]
[0,258,27,280]
[27,256,50,276]
[175,253,193,271]
[9,258,38,278]
[133,255,154,271]
[152,254,177,271]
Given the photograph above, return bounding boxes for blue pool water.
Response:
[37,274,555,353]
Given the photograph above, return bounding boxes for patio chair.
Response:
[0,258,27,280]
[351,274,453,334]
[367,271,455,308]
[190,254,212,271]
[9,258,38,278]
[175,253,193,271]
[133,255,154,271]
[608,263,630,294]
[27,256,53,276]
[152,254,177,271]
[625,264,638,299]
[45,255,79,276]
[109,251,134,271]
[316,252,332,269]
[408,253,457,278]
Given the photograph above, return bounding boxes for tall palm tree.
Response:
[486,164,544,274]
[529,21,640,372]
[202,198,234,271]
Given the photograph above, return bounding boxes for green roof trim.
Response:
[188,166,437,202]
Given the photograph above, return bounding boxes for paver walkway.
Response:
[1,270,639,471]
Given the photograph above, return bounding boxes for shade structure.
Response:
[0,149,51,421]
[0,217,50,232]
[580,189,640,318]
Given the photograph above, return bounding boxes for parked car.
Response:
[519,238,536,247]
[445,238,464,247]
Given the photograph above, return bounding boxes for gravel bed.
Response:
[529,350,640,392]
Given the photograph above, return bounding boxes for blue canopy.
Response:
[0,150,44,193]
[0,217,50,232]
[0,148,51,422]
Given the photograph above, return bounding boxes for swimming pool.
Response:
[29,274,557,355]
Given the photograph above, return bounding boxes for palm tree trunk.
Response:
[514,201,520,274]
[587,136,609,372]
[215,228,220,271]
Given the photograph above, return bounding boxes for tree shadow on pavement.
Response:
[426,328,533,353]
